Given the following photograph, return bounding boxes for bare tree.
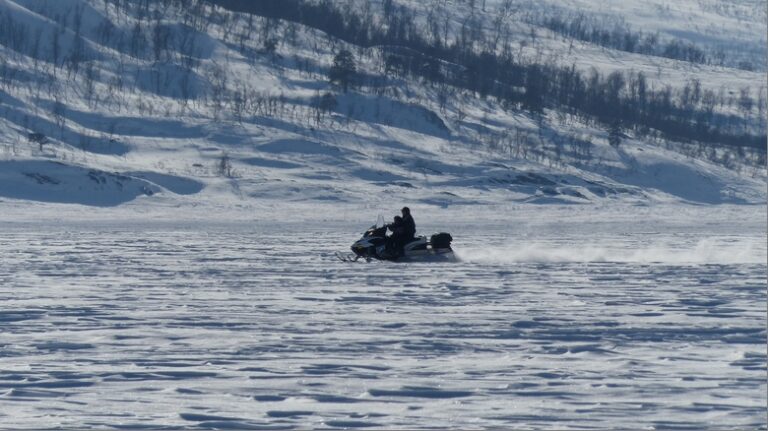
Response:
[52,97,66,137]
[608,121,622,148]
[28,132,48,152]
[329,49,356,92]
[216,152,234,177]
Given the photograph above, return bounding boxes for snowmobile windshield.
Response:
[364,215,387,237]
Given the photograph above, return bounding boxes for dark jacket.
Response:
[388,218,405,237]
[402,214,416,238]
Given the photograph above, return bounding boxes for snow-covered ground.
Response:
[0,205,765,429]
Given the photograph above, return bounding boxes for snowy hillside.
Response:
[0,0,764,211]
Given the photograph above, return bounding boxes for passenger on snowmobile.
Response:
[387,215,406,256]
[389,215,405,235]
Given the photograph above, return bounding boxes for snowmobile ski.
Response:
[335,251,360,262]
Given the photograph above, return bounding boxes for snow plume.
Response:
[458,237,767,265]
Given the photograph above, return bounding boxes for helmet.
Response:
[401,206,410,215]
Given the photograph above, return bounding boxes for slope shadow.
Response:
[602,148,749,204]
[334,93,451,140]
[0,160,167,206]
[1,93,131,156]
[123,171,205,195]
[64,108,205,139]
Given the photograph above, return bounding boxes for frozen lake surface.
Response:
[0,220,765,429]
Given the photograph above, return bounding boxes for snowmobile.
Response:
[336,216,454,262]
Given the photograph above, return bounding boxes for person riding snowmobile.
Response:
[401,207,416,239]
